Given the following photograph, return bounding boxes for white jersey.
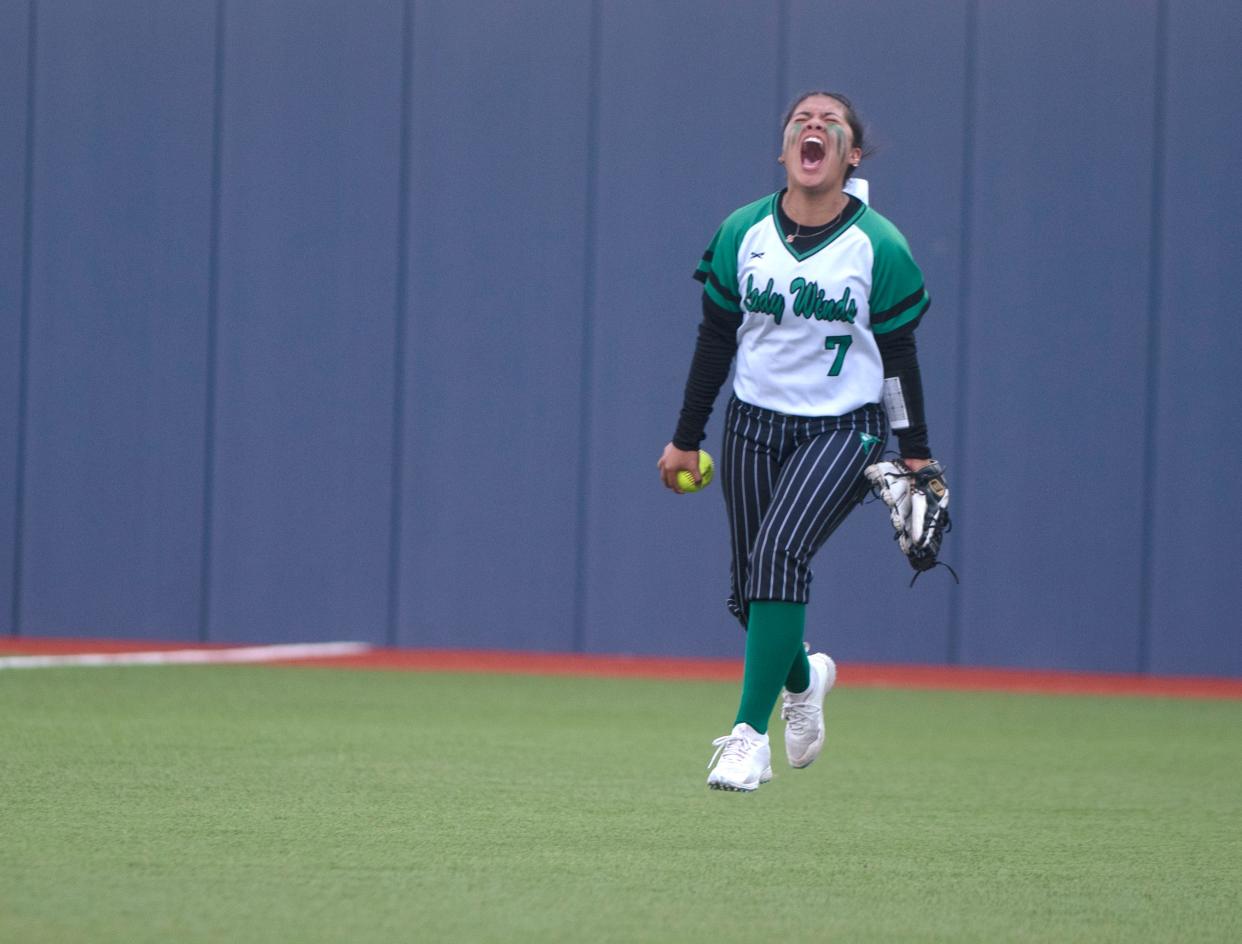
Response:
[694,191,929,418]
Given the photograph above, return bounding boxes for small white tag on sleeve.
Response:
[883,376,910,430]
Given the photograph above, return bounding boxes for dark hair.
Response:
[781,91,871,181]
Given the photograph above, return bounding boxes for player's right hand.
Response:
[658,443,701,494]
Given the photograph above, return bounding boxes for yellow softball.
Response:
[676,450,715,493]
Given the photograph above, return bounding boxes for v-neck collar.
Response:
[772,191,866,261]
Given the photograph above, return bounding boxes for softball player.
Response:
[657,91,940,791]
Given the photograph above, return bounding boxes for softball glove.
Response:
[864,459,956,585]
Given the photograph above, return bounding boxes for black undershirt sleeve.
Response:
[875,318,931,459]
[672,294,741,451]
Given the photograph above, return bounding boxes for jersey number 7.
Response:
[824,335,853,376]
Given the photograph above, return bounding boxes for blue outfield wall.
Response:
[16,0,215,640]
[2,0,1239,677]
[398,1,594,653]
[205,0,403,644]
[958,1,1159,672]
[0,0,31,637]
[1147,3,1242,675]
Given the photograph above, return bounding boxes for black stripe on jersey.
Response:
[704,271,740,304]
[872,286,927,323]
[692,249,716,281]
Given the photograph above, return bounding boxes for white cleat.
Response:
[780,652,837,768]
[706,723,773,792]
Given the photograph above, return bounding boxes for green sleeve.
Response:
[858,209,931,335]
[693,227,741,313]
[691,194,775,315]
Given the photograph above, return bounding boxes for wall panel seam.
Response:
[772,0,789,193]
[10,0,38,638]
[198,0,227,643]
[571,0,602,653]
[1137,0,1169,674]
[947,0,978,664]
[386,0,414,647]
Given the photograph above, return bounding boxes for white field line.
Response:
[0,641,372,670]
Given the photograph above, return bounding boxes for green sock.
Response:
[784,644,811,694]
[734,601,807,735]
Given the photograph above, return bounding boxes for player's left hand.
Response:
[864,457,955,584]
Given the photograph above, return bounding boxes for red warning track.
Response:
[3,636,1241,700]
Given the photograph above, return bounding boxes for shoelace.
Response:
[707,734,751,770]
[908,557,960,587]
[780,700,819,735]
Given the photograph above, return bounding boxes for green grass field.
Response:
[2,665,1239,943]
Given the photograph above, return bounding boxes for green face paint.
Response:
[825,123,849,161]
[785,119,850,165]
[784,119,805,154]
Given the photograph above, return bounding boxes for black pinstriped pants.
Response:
[721,395,887,627]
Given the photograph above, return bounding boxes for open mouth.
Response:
[800,136,825,171]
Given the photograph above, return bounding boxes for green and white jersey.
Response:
[694,192,929,418]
